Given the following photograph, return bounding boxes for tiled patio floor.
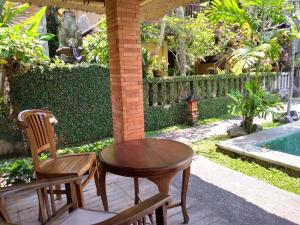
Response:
[4,155,300,225]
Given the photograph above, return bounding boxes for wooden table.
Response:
[98,138,193,224]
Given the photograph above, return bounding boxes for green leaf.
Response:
[39,33,55,41]
[23,6,47,34]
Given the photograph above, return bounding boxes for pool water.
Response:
[257,131,300,157]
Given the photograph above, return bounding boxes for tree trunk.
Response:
[46,7,59,59]
[287,42,295,116]
[0,65,4,96]
[150,18,166,59]
[244,117,254,134]
[175,6,187,76]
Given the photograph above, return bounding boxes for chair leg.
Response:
[155,205,167,225]
[55,184,62,200]
[94,163,100,196]
[75,182,85,208]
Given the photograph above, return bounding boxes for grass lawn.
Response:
[193,131,300,195]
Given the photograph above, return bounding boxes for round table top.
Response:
[99,138,193,177]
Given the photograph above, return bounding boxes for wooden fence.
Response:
[144,73,280,107]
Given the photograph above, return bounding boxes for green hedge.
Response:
[198,97,232,119]
[10,64,234,147]
[144,97,231,131]
[11,64,112,146]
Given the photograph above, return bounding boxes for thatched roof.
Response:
[12,0,195,20]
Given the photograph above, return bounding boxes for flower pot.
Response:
[272,67,280,72]
[153,69,164,77]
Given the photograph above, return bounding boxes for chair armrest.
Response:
[95,194,169,225]
[0,176,81,198]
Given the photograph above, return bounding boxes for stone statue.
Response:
[56,10,83,63]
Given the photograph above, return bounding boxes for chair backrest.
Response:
[18,109,58,171]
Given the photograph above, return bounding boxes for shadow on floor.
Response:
[170,172,298,225]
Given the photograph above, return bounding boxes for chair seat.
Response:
[38,153,96,177]
[59,208,115,225]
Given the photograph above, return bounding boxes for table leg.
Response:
[134,177,140,204]
[0,197,11,223]
[99,165,109,211]
[148,173,176,195]
[182,166,190,224]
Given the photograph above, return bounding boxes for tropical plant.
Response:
[207,0,286,74]
[151,57,168,72]
[0,1,52,137]
[0,2,52,69]
[83,17,109,66]
[0,158,34,185]
[0,0,3,16]
[166,12,219,75]
[207,0,289,132]
[228,82,282,133]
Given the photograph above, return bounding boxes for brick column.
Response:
[105,0,145,143]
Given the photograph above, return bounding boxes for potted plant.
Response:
[272,62,280,72]
[152,57,168,77]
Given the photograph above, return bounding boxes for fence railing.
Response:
[277,72,289,95]
[144,73,280,107]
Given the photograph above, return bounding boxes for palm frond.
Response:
[23,6,47,35]
[1,2,29,25]
[229,39,280,74]
[206,0,249,27]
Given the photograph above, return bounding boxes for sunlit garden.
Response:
[0,0,300,224]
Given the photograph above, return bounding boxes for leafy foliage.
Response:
[0,2,52,69]
[0,158,34,185]
[208,0,287,131]
[207,0,288,73]
[141,21,160,43]
[228,81,282,132]
[166,12,217,69]
[83,17,109,66]
[229,39,281,74]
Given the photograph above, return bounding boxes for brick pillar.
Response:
[105,0,145,143]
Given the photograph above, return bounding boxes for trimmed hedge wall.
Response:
[11,64,112,146]
[11,64,233,147]
[144,97,231,131]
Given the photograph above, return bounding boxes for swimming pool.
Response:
[217,121,300,172]
[257,131,300,157]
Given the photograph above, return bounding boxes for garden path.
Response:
[155,100,300,145]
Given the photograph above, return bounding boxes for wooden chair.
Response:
[18,109,100,207]
[0,176,169,225]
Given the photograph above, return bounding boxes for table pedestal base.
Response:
[99,166,191,224]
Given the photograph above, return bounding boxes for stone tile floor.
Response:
[4,156,300,225]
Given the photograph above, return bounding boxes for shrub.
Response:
[0,158,34,185]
